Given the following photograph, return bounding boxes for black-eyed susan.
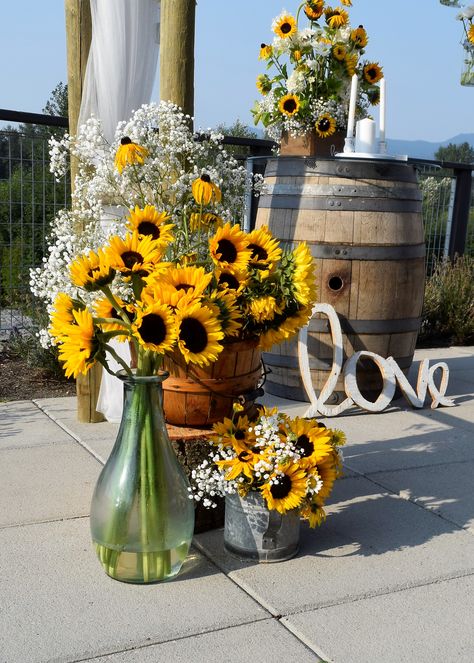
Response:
[205,289,242,338]
[367,87,381,106]
[126,205,174,248]
[94,295,134,339]
[272,13,297,39]
[106,232,164,277]
[345,52,358,77]
[57,309,98,379]
[209,223,251,272]
[114,137,148,174]
[278,93,301,117]
[332,43,347,61]
[286,417,333,467]
[261,464,308,514]
[189,211,224,232]
[259,43,273,60]
[131,302,177,353]
[350,25,368,48]
[191,174,222,206]
[248,296,282,324]
[304,1,324,21]
[363,62,383,84]
[161,265,213,297]
[256,74,272,96]
[175,301,224,367]
[325,7,349,29]
[315,112,337,138]
[69,248,115,292]
[246,225,282,276]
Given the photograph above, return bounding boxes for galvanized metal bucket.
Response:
[224,491,300,562]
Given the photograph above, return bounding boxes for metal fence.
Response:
[0,109,473,337]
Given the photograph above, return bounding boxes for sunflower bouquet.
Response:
[252,1,384,141]
[190,407,345,527]
[40,102,317,381]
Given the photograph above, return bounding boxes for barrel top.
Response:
[264,156,419,182]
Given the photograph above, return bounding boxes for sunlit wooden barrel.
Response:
[255,156,425,403]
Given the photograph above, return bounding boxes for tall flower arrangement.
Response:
[457,4,474,85]
[252,1,384,141]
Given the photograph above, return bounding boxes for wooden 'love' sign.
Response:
[298,303,455,417]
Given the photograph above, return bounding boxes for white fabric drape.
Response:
[78,0,161,143]
[78,0,161,421]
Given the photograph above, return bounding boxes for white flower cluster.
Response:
[189,458,238,509]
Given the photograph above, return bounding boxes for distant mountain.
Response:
[386,133,474,160]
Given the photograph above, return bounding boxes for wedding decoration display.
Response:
[252,1,384,145]
[190,406,345,560]
[458,5,474,85]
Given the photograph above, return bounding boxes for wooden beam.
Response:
[159,0,196,122]
[65,0,104,423]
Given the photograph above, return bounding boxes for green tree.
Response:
[435,142,474,164]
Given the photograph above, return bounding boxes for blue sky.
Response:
[2,0,473,141]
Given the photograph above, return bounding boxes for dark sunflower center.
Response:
[234,429,246,441]
[176,283,193,292]
[138,314,167,345]
[138,221,160,239]
[179,317,208,353]
[237,450,252,462]
[270,474,292,499]
[281,22,292,34]
[121,136,132,145]
[297,434,314,457]
[200,174,211,183]
[261,43,266,48]
[217,239,238,263]
[318,118,331,131]
[121,251,143,269]
[283,98,297,113]
[367,68,377,79]
[248,243,268,261]
[218,273,239,289]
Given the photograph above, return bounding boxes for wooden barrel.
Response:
[162,338,262,427]
[256,157,425,403]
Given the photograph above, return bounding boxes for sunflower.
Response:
[261,464,308,514]
[351,25,368,48]
[300,501,327,528]
[325,7,349,29]
[192,174,222,206]
[367,87,380,106]
[259,43,273,60]
[257,325,288,351]
[290,243,317,307]
[315,113,337,138]
[246,225,282,276]
[69,249,115,292]
[291,49,303,62]
[209,223,251,272]
[315,452,340,501]
[248,296,282,324]
[278,94,301,117]
[205,290,242,337]
[304,1,324,21]
[131,302,177,353]
[140,281,198,312]
[57,309,97,379]
[212,414,256,448]
[114,137,148,174]
[280,305,313,340]
[286,417,333,467]
[126,205,174,248]
[160,265,212,299]
[256,74,272,95]
[175,301,224,367]
[215,267,248,294]
[94,295,133,339]
[106,232,164,277]
[469,24,474,45]
[332,44,347,61]
[49,293,75,342]
[340,0,352,5]
[345,52,358,77]
[330,428,347,447]
[363,62,383,84]
[216,442,263,481]
[189,211,224,232]
[273,13,297,39]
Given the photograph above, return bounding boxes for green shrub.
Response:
[419,255,474,346]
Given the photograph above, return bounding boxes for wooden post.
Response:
[65,0,104,423]
[159,0,196,122]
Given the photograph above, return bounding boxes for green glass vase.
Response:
[90,372,195,583]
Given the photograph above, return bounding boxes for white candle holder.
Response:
[343,136,355,153]
[378,139,387,155]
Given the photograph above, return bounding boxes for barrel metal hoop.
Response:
[310,317,423,333]
[259,194,422,213]
[278,241,426,261]
[264,183,422,201]
[265,157,419,182]
[263,352,415,370]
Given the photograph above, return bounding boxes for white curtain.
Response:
[78,0,161,421]
[78,0,161,143]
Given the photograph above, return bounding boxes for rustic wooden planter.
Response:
[255,157,425,403]
[280,130,345,157]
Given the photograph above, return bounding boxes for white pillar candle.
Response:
[379,78,386,142]
[346,73,358,137]
[355,118,376,154]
